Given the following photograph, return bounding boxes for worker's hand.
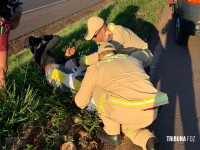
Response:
[0,17,6,26]
[65,47,75,57]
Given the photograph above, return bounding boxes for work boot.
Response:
[96,128,122,145]
[146,137,161,150]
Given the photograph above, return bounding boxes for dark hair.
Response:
[24,36,42,53]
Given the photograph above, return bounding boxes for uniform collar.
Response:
[101,53,115,60]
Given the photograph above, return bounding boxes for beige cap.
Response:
[98,42,116,53]
[84,16,104,40]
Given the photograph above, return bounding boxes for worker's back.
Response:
[94,54,158,100]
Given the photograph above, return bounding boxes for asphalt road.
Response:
[21,0,67,13]
[9,0,101,41]
[151,9,200,150]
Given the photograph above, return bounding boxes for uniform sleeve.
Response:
[116,47,139,55]
[114,25,148,50]
[79,52,99,66]
[75,65,98,109]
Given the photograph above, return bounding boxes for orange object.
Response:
[185,0,200,4]
[168,0,175,4]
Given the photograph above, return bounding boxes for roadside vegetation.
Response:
[0,0,167,149]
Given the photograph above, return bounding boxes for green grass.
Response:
[0,0,167,149]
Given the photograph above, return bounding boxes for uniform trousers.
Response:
[97,100,158,150]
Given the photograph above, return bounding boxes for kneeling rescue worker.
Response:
[74,42,169,150]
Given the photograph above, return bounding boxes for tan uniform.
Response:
[80,23,153,67]
[75,54,168,150]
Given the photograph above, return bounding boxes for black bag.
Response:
[0,0,12,20]
[0,0,22,20]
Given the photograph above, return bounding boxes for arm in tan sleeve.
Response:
[111,40,140,55]
[79,52,99,66]
[115,26,148,50]
[75,65,98,109]
[116,47,140,55]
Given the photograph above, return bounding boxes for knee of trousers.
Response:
[122,128,154,149]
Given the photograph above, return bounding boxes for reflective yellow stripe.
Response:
[51,69,66,83]
[80,56,90,65]
[108,23,116,31]
[97,94,107,113]
[103,54,128,62]
[51,69,81,91]
[127,129,135,139]
[110,93,168,108]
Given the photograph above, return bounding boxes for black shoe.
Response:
[146,137,161,150]
[96,128,122,145]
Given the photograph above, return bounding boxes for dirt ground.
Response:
[7,0,172,149]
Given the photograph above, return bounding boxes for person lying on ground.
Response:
[24,34,86,92]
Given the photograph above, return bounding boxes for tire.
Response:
[175,15,189,45]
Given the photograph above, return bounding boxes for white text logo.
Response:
[166,136,195,142]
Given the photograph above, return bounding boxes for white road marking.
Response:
[23,0,68,14]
